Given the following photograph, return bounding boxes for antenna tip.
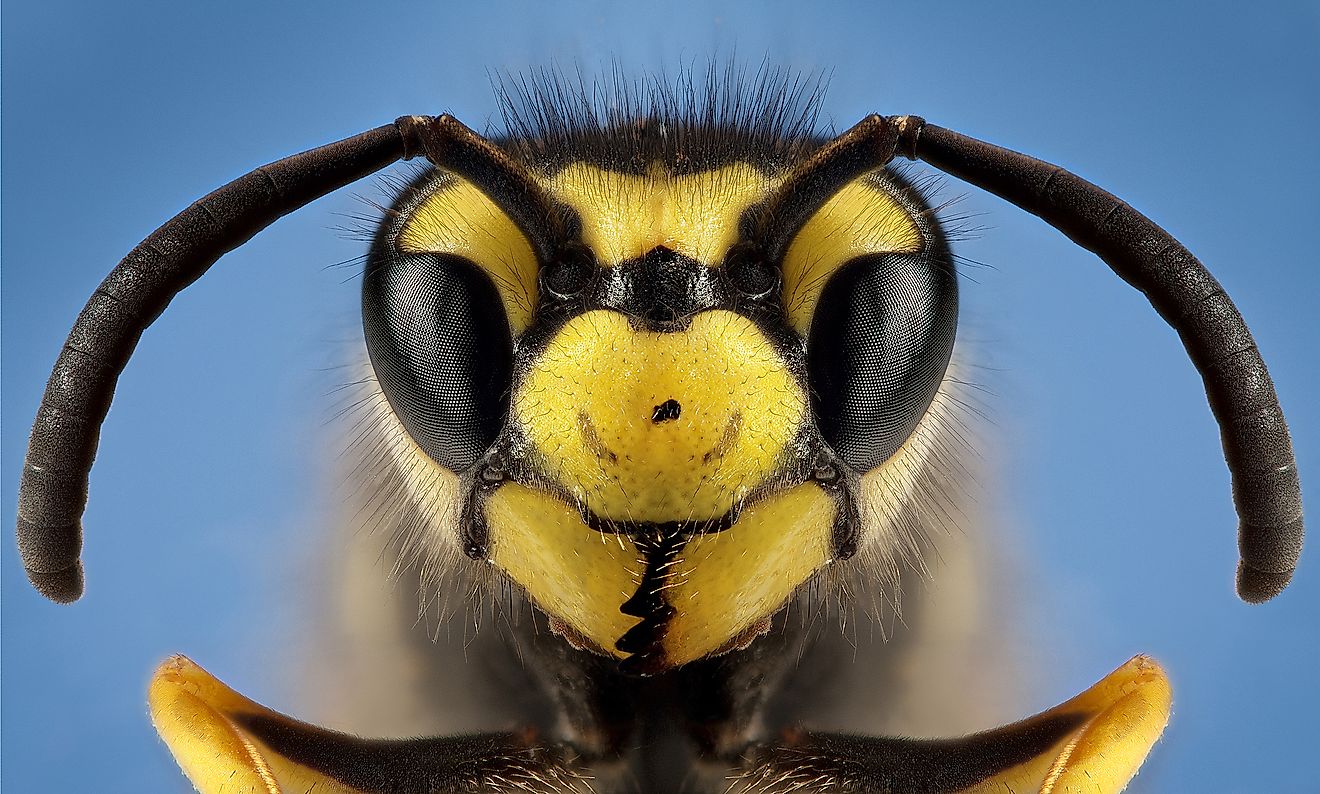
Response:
[1236,563,1293,603]
[25,563,84,604]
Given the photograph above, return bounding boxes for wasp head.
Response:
[363,92,958,673]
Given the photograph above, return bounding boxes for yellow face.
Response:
[515,309,803,523]
[370,149,953,672]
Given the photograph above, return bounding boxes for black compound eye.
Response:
[723,241,779,299]
[362,250,513,472]
[807,250,958,473]
[541,241,596,300]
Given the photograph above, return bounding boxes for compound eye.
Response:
[541,241,597,301]
[359,167,542,472]
[807,250,957,472]
[724,241,779,300]
[780,171,957,472]
[362,251,513,472]
[360,169,538,473]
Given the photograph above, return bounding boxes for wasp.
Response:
[13,72,1304,792]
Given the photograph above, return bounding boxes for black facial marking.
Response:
[589,246,722,333]
[806,453,861,560]
[578,508,740,538]
[541,240,597,301]
[460,452,522,561]
[651,399,682,423]
[518,240,801,367]
[617,528,688,676]
[724,241,779,300]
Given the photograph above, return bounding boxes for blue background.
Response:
[3,2,1317,791]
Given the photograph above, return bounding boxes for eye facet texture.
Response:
[807,248,957,473]
[362,250,512,472]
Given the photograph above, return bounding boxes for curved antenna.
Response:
[747,114,1301,601]
[755,114,899,265]
[889,116,1303,603]
[16,114,560,603]
[19,111,1302,605]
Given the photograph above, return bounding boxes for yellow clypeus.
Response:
[514,309,805,523]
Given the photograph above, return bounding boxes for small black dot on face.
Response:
[651,399,682,423]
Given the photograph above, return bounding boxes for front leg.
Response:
[149,656,593,794]
[732,656,1170,794]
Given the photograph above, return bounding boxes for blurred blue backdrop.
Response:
[3,1,1317,791]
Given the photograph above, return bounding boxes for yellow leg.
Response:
[732,655,1171,794]
[148,655,590,794]
[150,654,1169,794]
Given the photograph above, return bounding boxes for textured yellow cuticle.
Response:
[547,161,777,265]
[662,483,836,666]
[781,173,922,334]
[514,309,805,523]
[399,176,540,332]
[485,483,642,658]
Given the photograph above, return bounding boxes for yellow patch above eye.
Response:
[781,172,923,334]
[398,176,539,333]
[546,162,778,265]
[514,309,805,523]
